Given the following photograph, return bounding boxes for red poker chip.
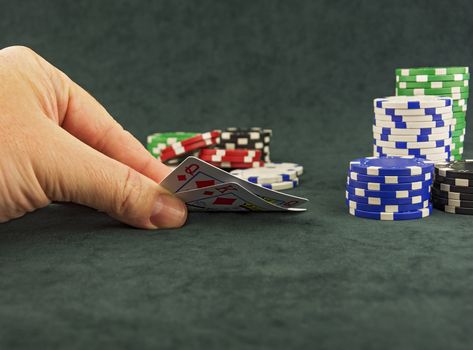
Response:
[159,137,220,162]
[171,130,221,147]
[206,160,265,169]
[198,148,262,157]
[199,154,261,163]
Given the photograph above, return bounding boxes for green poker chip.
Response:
[396,67,469,76]
[396,86,469,95]
[396,89,469,99]
[396,73,470,82]
[396,80,469,89]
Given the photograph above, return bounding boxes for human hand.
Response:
[0,46,187,229]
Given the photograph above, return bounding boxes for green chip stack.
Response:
[395,67,470,160]
[147,132,198,158]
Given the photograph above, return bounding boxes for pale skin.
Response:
[0,46,188,229]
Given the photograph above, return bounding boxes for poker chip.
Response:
[396,67,469,76]
[199,149,261,157]
[206,160,265,169]
[434,182,473,194]
[431,196,473,209]
[346,185,430,199]
[397,80,469,89]
[373,132,452,142]
[159,136,220,162]
[347,178,432,191]
[431,186,473,201]
[199,154,261,163]
[432,200,473,215]
[434,160,473,180]
[434,175,473,187]
[349,171,432,184]
[230,162,302,184]
[258,178,300,191]
[373,145,451,156]
[396,89,468,99]
[396,73,470,82]
[373,119,455,129]
[346,199,429,213]
[372,125,452,136]
[348,205,432,221]
[346,191,430,205]
[374,96,452,109]
[374,106,452,116]
[349,156,433,176]
[373,139,452,149]
[374,113,453,123]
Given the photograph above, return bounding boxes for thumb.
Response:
[38,127,187,229]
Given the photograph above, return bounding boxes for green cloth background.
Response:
[1,0,473,349]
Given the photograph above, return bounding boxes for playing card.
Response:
[176,182,306,211]
[160,157,308,209]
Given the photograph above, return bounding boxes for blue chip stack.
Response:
[373,96,454,163]
[346,156,434,220]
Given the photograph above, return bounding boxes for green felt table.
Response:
[2,1,473,349]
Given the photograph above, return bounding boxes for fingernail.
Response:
[150,194,187,228]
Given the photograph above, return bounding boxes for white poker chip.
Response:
[230,162,303,184]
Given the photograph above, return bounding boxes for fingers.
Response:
[58,77,171,184]
[35,124,187,229]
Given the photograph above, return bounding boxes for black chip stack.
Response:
[218,127,272,163]
[432,160,473,214]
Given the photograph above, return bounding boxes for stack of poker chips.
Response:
[230,162,303,190]
[218,127,272,163]
[432,160,473,215]
[147,132,198,159]
[155,131,221,164]
[346,156,434,220]
[373,96,454,162]
[146,127,273,169]
[395,67,469,160]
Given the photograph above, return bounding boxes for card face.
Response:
[160,157,308,209]
[176,182,306,212]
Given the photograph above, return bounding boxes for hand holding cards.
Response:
[160,157,308,212]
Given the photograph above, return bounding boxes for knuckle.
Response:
[115,168,144,218]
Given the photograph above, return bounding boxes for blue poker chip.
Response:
[374,145,451,157]
[375,113,451,123]
[348,204,432,220]
[373,139,451,149]
[373,119,453,129]
[345,191,430,205]
[346,185,431,199]
[375,106,453,116]
[374,132,451,142]
[346,177,432,191]
[346,199,429,213]
[374,96,452,109]
[349,170,432,184]
[349,156,434,176]
[373,125,452,136]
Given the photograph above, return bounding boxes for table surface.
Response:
[2,1,473,349]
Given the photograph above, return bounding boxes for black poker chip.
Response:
[433,181,473,194]
[434,174,473,187]
[431,195,473,209]
[432,186,473,201]
[435,160,473,180]
[432,198,473,215]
